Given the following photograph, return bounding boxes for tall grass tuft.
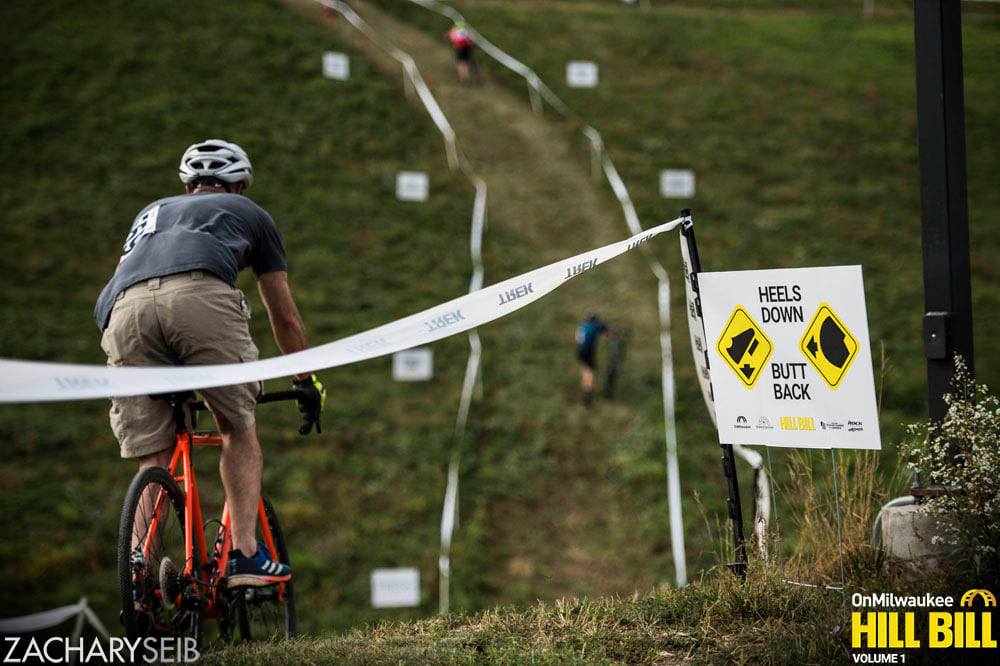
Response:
[782,449,885,586]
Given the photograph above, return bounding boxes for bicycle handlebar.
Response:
[189,388,318,435]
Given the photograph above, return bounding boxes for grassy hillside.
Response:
[0,0,477,631]
[2,0,701,635]
[371,0,1000,465]
[368,2,1000,420]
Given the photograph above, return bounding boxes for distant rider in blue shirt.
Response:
[575,314,607,406]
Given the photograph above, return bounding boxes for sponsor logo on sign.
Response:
[820,420,844,431]
[756,416,774,430]
[715,305,774,389]
[848,419,864,432]
[735,415,751,429]
[780,416,816,431]
[799,303,860,389]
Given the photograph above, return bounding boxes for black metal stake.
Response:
[680,211,748,579]
[913,0,974,423]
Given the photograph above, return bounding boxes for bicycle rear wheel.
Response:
[232,495,296,641]
[118,466,202,644]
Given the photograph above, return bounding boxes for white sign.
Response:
[395,171,429,202]
[371,568,420,608]
[322,52,350,80]
[566,61,599,88]
[392,348,433,381]
[660,170,695,198]
[699,266,880,450]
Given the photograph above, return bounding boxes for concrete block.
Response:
[880,504,951,575]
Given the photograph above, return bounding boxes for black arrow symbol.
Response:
[806,337,819,357]
[741,363,754,379]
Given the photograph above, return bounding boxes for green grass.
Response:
[204,570,851,664]
[0,0,475,631]
[0,0,998,657]
[370,0,1000,413]
[371,0,1000,470]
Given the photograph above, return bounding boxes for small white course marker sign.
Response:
[699,266,880,449]
[566,61,599,88]
[395,171,429,202]
[392,348,433,382]
[371,568,420,608]
[660,170,696,198]
[322,52,350,80]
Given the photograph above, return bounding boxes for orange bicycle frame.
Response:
[140,425,285,615]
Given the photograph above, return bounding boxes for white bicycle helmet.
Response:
[178,139,253,188]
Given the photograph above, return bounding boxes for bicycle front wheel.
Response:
[118,466,202,644]
[232,495,297,641]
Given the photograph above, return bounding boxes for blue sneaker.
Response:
[228,544,291,588]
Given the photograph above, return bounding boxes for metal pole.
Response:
[913,0,974,423]
[680,213,748,578]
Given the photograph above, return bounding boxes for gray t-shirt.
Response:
[94,192,288,329]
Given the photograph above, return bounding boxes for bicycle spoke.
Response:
[121,470,200,644]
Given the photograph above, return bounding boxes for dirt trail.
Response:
[290,0,668,603]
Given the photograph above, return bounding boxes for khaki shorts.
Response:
[101,270,261,459]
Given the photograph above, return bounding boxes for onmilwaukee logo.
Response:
[564,258,597,280]
[498,282,534,306]
[424,310,466,333]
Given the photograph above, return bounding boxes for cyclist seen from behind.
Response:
[447,21,478,84]
[575,313,607,407]
[94,140,325,587]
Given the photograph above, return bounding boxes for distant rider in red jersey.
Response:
[448,22,478,84]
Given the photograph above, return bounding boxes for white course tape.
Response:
[678,225,770,557]
[0,597,109,640]
[318,0,489,615]
[408,0,574,118]
[437,171,487,616]
[0,220,681,403]
[406,0,688,585]
[315,0,459,169]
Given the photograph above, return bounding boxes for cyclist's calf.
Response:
[219,424,263,556]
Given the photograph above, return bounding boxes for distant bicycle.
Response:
[118,389,313,644]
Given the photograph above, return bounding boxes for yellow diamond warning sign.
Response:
[799,303,859,389]
[715,305,773,389]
